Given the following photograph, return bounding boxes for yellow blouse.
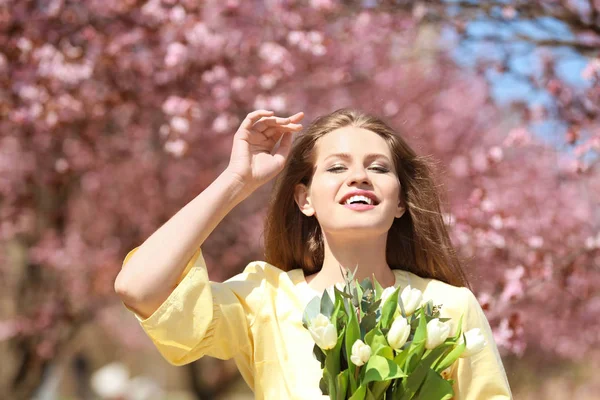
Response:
[120,247,513,399]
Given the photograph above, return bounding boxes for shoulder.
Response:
[224,259,297,292]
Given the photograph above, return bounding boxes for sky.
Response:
[446,10,596,158]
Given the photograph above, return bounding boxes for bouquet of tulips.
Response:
[302,268,487,400]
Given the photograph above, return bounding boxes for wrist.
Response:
[220,169,256,202]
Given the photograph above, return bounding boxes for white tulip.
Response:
[439,309,458,337]
[308,313,338,350]
[425,318,451,349]
[387,316,411,350]
[400,285,423,315]
[380,286,396,305]
[458,328,487,357]
[350,339,372,366]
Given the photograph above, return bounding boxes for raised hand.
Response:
[226,109,304,191]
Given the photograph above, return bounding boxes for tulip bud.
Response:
[425,318,451,349]
[400,285,423,315]
[380,286,396,305]
[308,313,338,350]
[458,328,487,357]
[350,339,371,366]
[387,316,411,350]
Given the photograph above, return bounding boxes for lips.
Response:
[339,190,380,205]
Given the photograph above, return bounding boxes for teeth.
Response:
[344,195,373,205]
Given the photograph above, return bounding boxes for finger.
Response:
[273,129,294,161]
[278,123,303,131]
[288,112,305,122]
[262,126,282,138]
[252,116,292,132]
[262,123,302,137]
[268,129,284,143]
[240,110,274,130]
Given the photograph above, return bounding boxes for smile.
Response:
[342,203,376,211]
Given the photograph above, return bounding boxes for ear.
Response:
[294,183,316,217]
[395,199,406,219]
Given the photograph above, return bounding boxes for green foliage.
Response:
[305,274,466,399]
[380,287,400,330]
[413,369,453,400]
[336,370,350,400]
[363,355,407,384]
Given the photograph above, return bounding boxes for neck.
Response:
[306,231,396,290]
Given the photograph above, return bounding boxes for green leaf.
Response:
[331,294,344,331]
[365,387,377,400]
[342,264,359,286]
[425,300,433,316]
[336,370,349,400]
[394,348,411,372]
[360,277,374,292]
[313,343,326,368]
[370,380,391,399]
[363,355,407,385]
[348,384,367,400]
[451,314,465,341]
[367,298,382,314]
[434,340,466,373]
[321,289,335,318]
[376,345,394,360]
[353,283,362,309]
[403,308,427,374]
[360,312,377,338]
[334,283,353,301]
[411,308,428,347]
[361,296,375,315]
[380,286,401,330]
[399,345,452,400]
[373,275,384,298]
[345,302,361,392]
[413,368,454,400]
[320,369,330,396]
[325,327,346,379]
[303,296,322,329]
[364,327,388,356]
[343,299,353,319]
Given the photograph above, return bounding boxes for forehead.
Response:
[314,126,391,160]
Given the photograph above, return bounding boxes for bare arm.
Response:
[114,109,304,319]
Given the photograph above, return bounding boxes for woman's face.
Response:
[294,126,405,238]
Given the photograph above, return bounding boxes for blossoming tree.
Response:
[0,0,598,397]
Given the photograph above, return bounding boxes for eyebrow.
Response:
[324,152,391,163]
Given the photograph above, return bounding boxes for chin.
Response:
[324,224,390,238]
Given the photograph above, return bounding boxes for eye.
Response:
[327,165,346,173]
[326,165,390,173]
[371,165,390,173]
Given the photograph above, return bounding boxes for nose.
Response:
[346,166,371,186]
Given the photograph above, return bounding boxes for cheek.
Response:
[383,180,401,202]
[311,177,341,208]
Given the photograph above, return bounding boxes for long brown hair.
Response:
[263,108,471,289]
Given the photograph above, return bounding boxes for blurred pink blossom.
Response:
[164,42,188,67]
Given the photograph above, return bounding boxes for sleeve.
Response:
[451,287,513,400]
[119,246,265,369]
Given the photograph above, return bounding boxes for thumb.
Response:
[273,131,294,165]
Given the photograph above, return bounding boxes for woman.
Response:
[115,108,513,399]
